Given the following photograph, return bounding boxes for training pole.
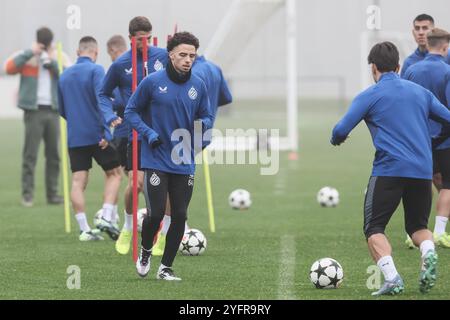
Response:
[131,37,138,262]
[56,42,71,233]
[203,149,215,233]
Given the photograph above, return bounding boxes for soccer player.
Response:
[331,42,450,295]
[400,14,450,78]
[99,17,168,254]
[126,32,213,280]
[58,36,122,241]
[151,54,233,256]
[404,28,450,248]
[400,14,450,249]
[106,35,129,226]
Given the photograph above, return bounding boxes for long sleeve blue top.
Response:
[400,47,450,78]
[404,54,450,150]
[125,69,213,175]
[99,46,168,140]
[58,56,111,148]
[331,72,450,179]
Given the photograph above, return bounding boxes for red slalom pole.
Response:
[131,36,138,262]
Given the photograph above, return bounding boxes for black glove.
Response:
[151,137,163,149]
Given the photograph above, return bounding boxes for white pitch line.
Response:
[277,235,297,300]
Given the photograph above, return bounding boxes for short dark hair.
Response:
[427,28,450,48]
[413,14,434,25]
[129,16,152,36]
[36,27,53,49]
[78,36,98,51]
[167,32,199,52]
[367,41,399,73]
[107,35,127,51]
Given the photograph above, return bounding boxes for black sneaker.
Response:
[96,218,120,241]
[157,267,181,281]
[47,195,63,205]
[22,195,33,207]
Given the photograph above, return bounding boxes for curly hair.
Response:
[167,32,199,52]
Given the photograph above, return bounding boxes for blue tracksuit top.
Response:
[58,56,111,148]
[400,47,450,78]
[111,88,129,138]
[192,56,232,122]
[404,54,450,150]
[331,72,450,179]
[99,46,168,140]
[125,69,214,175]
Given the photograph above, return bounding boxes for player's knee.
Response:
[364,226,385,241]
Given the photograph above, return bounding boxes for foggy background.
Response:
[1,0,450,118]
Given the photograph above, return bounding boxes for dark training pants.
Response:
[142,169,194,267]
[22,109,60,200]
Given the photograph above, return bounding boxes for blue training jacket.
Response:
[111,88,129,139]
[58,56,111,148]
[99,46,168,140]
[400,47,450,78]
[192,56,232,122]
[404,54,450,150]
[331,72,450,180]
[125,69,214,175]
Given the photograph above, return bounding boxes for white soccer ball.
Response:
[179,228,207,256]
[228,189,252,210]
[309,257,344,289]
[317,186,339,207]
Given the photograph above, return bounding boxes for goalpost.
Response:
[203,0,298,152]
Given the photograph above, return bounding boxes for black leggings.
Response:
[141,169,194,267]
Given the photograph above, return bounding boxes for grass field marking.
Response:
[277,234,297,300]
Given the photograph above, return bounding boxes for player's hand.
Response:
[148,133,162,149]
[151,138,163,149]
[32,43,45,55]
[99,139,109,150]
[110,117,122,128]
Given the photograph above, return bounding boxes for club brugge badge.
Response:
[150,172,160,186]
[188,87,198,100]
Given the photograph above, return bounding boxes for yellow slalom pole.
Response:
[57,42,71,233]
[202,149,215,233]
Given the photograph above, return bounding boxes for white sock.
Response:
[123,211,133,231]
[434,216,448,236]
[185,222,190,232]
[419,240,435,258]
[75,213,90,232]
[377,256,399,282]
[160,215,171,236]
[111,205,119,223]
[102,203,114,222]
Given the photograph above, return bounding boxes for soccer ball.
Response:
[317,186,339,207]
[179,228,207,256]
[309,258,344,289]
[229,189,252,210]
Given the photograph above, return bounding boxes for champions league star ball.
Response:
[317,186,339,207]
[309,258,344,289]
[228,189,252,210]
[179,228,207,256]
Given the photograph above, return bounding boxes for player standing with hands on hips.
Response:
[125,32,213,280]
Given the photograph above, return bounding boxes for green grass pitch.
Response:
[1,100,449,300]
